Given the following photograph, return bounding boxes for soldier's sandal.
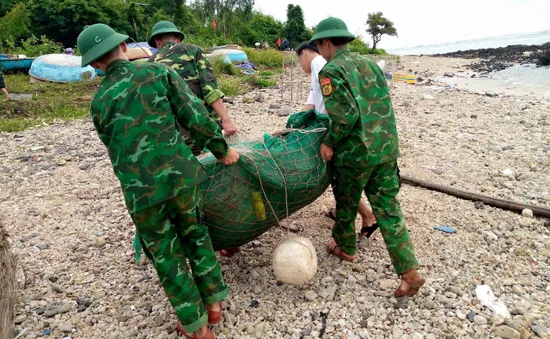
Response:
[177,323,215,339]
[358,223,380,240]
[327,239,356,262]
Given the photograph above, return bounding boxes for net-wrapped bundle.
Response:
[199,111,332,250]
[133,111,331,259]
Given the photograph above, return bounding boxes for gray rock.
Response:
[422,300,436,310]
[37,243,50,250]
[94,237,106,247]
[395,297,410,309]
[51,283,64,293]
[21,233,39,242]
[492,326,521,339]
[14,314,27,324]
[512,285,526,295]
[409,332,424,339]
[277,108,292,117]
[305,290,317,302]
[379,279,394,291]
[117,315,130,323]
[532,326,550,339]
[254,93,265,103]
[59,322,73,333]
[318,285,336,301]
[44,302,72,317]
[467,311,477,322]
[392,327,404,339]
[474,315,487,325]
[79,163,91,170]
[269,104,281,110]
[456,311,467,320]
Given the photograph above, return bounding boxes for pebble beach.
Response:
[1,55,550,339]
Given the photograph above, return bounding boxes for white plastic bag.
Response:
[475,285,511,319]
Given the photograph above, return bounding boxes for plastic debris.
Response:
[14,328,28,339]
[475,285,511,319]
[434,226,457,233]
[38,328,51,337]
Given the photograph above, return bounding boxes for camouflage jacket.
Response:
[90,59,228,214]
[319,47,400,167]
[149,41,224,120]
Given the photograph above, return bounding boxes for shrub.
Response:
[243,47,284,68]
[245,75,275,88]
[210,56,238,76]
[218,76,246,96]
[348,38,370,55]
[13,35,63,57]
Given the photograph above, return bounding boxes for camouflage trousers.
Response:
[332,160,419,275]
[180,118,223,156]
[131,186,228,333]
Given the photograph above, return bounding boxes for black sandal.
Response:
[323,208,337,221]
[358,223,380,239]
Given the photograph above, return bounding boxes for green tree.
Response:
[0,3,30,42]
[284,4,308,48]
[348,36,370,55]
[29,0,132,47]
[365,12,397,50]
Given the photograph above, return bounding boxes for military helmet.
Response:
[148,21,184,48]
[77,24,128,67]
[310,17,355,44]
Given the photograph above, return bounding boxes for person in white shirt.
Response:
[296,42,379,239]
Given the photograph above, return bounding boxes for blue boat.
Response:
[29,54,96,83]
[127,42,157,55]
[0,55,35,72]
[208,48,248,64]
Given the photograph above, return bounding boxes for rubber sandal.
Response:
[207,302,222,325]
[218,247,240,257]
[176,322,215,339]
[394,271,426,297]
[358,223,380,240]
[327,239,356,262]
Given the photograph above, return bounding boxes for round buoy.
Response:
[272,237,317,284]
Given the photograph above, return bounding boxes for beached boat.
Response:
[29,54,96,83]
[207,48,248,64]
[127,42,157,55]
[0,54,34,72]
[126,47,152,61]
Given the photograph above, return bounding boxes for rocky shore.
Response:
[1,56,550,339]
[433,43,550,73]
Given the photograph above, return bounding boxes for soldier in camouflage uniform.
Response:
[310,17,425,297]
[148,21,237,156]
[78,24,240,339]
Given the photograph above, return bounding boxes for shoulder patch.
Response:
[320,78,333,96]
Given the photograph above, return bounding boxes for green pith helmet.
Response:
[310,17,355,44]
[148,21,184,48]
[77,24,129,67]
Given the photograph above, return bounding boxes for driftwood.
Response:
[0,221,17,339]
[401,174,550,219]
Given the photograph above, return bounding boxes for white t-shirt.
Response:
[306,55,327,114]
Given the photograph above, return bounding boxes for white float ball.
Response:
[272,236,317,284]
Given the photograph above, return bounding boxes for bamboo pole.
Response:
[401,174,550,218]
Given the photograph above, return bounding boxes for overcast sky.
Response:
[253,0,550,50]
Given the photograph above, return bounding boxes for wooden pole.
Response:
[401,174,550,219]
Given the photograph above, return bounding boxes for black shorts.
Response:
[0,73,5,89]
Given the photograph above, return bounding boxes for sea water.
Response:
[389,30,550,56]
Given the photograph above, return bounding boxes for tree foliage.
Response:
[284,4,309,48]
[0,0,287,51]
[0,2,30,42]
[365,12,397,50]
